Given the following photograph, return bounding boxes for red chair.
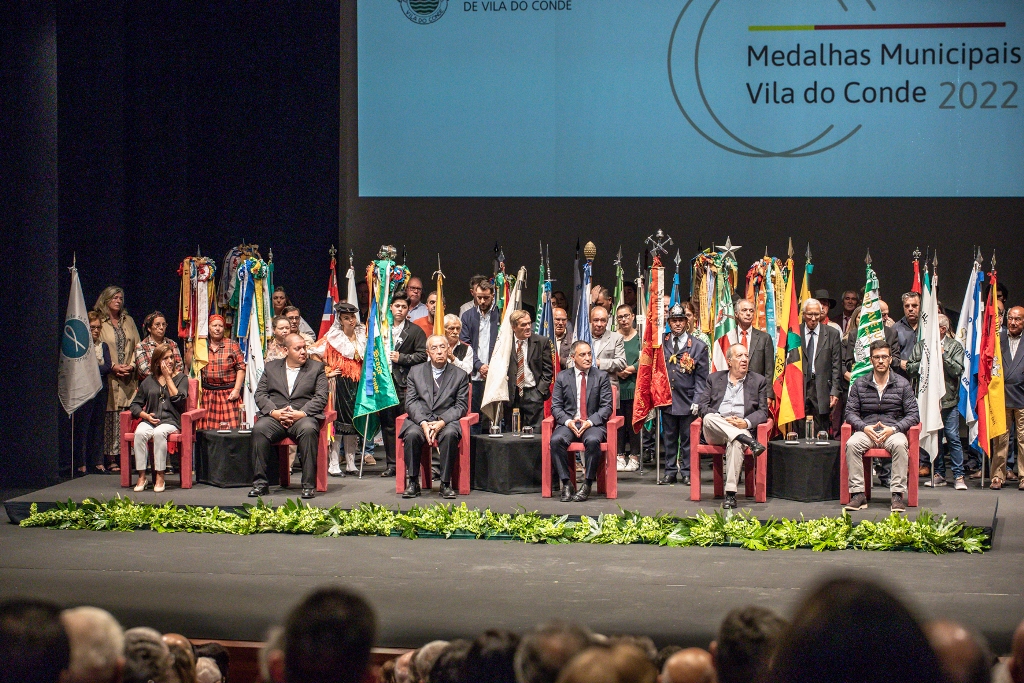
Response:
[541,386,622,499]
[840,422,920,507]
[395,384,478,495]
[120,378,205,488]
[268,405,337,493]
[688,417,773,503]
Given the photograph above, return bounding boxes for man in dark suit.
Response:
[249,333,329,499]
[399,335,470,499]
[380,290,427,478]
[993,306,1024,488]
[460,280,501,432]
[553,307,574,370]
[801,299,841,437]
[659,304,709,487]
[550,341,613,502]
[698,345,769,509]
[731,298,775,399]
[506,310,554,429]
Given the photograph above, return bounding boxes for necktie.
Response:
[516,340,525,390]
[806,329,816,368]
[741,329,748,349]
[674,337,680,354]
[579,371,588,421]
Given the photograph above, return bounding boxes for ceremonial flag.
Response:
[353,258,402,438]
[611,254,624,331]
[571,239,582,324]
[976,268,1007,455]
[574,258,592,345]
[242,298,266,425]
[917,268,946,460]
[798,244,813,306]
[772,258,805,427]
[632,257,671,433]
[849,259,885,382]
[58,261,103,415]
[318,253,340,339]
[911,256,922,295]
[956,259,983,445]
[534,249,546,334]
[434,267,446,338]
[711,270,735,372]
[346,257,360,323]
[481,267,527,422]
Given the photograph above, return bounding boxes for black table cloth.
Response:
[195,429,280,488]
[471,434,542,494]
[767,439,841,502]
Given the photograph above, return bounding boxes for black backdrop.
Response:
[1,2,1021,487]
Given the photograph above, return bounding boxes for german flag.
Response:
[772,258,805,429]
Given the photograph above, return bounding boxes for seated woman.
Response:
[311,302,366,476]
[265,315,292,362]
[74,311,113,475]
[129,344,189,492]
[135,310,184,381]
[196,315,246,430]
[443,314,474,376]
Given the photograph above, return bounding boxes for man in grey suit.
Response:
[992,306,1024,488]
[588,306,626,401]
[550,341,613,502]
[399,335,470,499]
[731,298,775,399]
[801,299,841,437]
[698,345,768,509]
[249,334,329,499]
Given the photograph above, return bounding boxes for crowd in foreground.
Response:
[2,575,1023,683]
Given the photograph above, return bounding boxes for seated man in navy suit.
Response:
[399,335,470,500]
[550,341,613,502]
[697,344,769,509]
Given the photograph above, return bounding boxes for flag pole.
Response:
[359,415,369,479]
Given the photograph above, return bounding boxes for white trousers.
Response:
[702,413,752,494]
[133,422,178,472]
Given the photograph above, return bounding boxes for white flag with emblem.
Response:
[917,270,946,461]
[58,264,103,414]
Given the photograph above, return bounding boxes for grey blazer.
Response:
[589,330,626,401]
[255,358,329,420]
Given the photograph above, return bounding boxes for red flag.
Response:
[631,257,672,433]
[771,258,805,428]
[317,256,340,339]
[911,259,922,294]
[975,270,999,454]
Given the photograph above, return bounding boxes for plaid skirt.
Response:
[197,388,240,430]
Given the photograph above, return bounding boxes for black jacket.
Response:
[255,359,329,420]
[506,333,555,400]
[129,373,189,429]
[845,371,920,434]
[399,363,470,438]
[802,323,842,411]
[551,366,613,429]
[390,321,427,391]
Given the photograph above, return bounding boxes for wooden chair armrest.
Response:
[463,412,480,426]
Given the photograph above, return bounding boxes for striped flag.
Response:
[849,261,885,383]
[772,258,805,428]
[956,260,983,446]
[711,269,735,372]
[631,257,672,433]
[318,255,340,339]
[976,269,1007,455]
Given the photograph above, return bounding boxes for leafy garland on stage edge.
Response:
[19,498,988,554]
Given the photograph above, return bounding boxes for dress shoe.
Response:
[381,467,397,478]
[402,479,421,499]
[301,486,315,499]
[440,482,456,499]
[642,450,655,464]
[328,469,344,478]
[248,484,269,497]
[722,492,737,509]
[571,481,591,502]
[432,466,442,480]
[133,477,149,492]
[362,454,377,466]
[560,481,575,502]
[747,440,766,457]
[682,475,691,486]
[658,474,677,485]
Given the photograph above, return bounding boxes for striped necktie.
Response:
[516,340,526,390]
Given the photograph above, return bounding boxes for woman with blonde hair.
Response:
[94,286,141,473]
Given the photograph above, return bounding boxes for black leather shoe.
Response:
[722,492,737,509]
[682,475,691,486]
[301,486,315,499]
[432,466,442,480]
[642,449,655,464]
[560,482,575,502]
[381,467,397,478]
[737,434,767,457]
[572,482,591,502]
[440,482,456,499]
[248,484,269,497]
[658,474,677,485]
[402,479,421,499]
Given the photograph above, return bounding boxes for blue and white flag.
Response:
[957,261,984,446]
[58,264,102,415]
[574,260,592,346]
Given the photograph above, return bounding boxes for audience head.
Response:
[407,277,424,308]
[590,286,612,311]
[681,301,697,330]
[710,605,787,683]
[258,626,285,683]
[334,302,358,334]
[590,306,610,336]
[391,291,410,323]
[924,620,992,683]
[466,630,521,683]
[195,657,223,683]
[162,634,196,683]
[515,621,594,683]
[623,282,637,309]
[868,340,892,374]
[426,335,449,366]
[1008,619,1024,683]
[770,576,941,683]
[285,333,308,367]
[143,311,169,340]
[393,650,415,683]
[551,291,569,312]
[0,598,69,683]
[209,314,227,341]
[430,640,473,683]
[283,307,302,334]
[443,314,462,345]
[800,298,822,329]
[94,286,126,319]
[653,646,682,675]
[468,275,489,298]
[557,643,657,683]
[938,313,952,338]
[570,341,592,371]
[667,304,687,335]
[272,315,292,344]
[379,659,397,683]
[272,286,292,314]
[283,587,377,683]
[193,643,228,683]
[122,627,175,683]
[553,308,569,337]
[60,607,124,683]
[879,300,890,322]
[660,648,714,683]
[473,281,496,312]
[413,640,450,682]
[512,310,533,340]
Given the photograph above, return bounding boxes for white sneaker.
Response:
[616,455,627,471]
[624,456,640,472]
[954,476,968,490]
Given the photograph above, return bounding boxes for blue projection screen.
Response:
[358,0,1024,197]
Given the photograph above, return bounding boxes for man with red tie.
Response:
[730,299,775,399]
[549,341,613,502]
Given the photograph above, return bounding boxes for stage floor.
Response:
[2,467,1021,653]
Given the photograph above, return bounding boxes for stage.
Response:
[2,466,1021,653]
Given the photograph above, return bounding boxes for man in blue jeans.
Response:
[909,314,967,489]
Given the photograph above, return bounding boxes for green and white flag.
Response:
[850,260,886,383]
[611,257,625,331]
[711,270,736,372]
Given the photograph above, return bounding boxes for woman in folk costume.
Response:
[94,286,141,473]
[196,315,246,430]
[136,311,184,380]
[310,302,365,476]
[265,315,292,362]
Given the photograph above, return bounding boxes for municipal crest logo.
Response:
[399,0,448,24]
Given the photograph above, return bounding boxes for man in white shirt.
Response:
[405,277,428,321]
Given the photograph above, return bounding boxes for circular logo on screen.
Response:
[62,319,91,359]
[399,0,448,24]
